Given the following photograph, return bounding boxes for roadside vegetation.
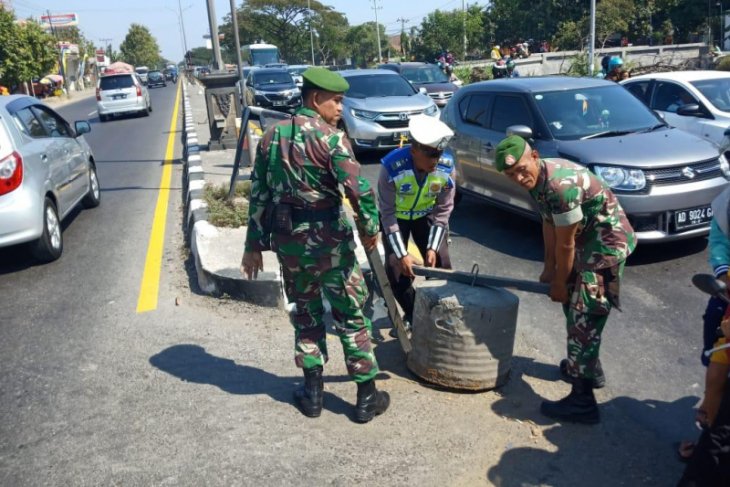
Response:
[203,181,251,228]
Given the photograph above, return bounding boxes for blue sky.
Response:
[9,0,487,62]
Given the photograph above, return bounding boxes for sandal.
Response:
[677,440,695,463]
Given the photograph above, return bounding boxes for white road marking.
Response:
[88,110,97,116]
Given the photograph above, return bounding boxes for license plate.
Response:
[112,94,126,100]
[674,205,713,230]
[393,131,409,141]
[272,100,286,106]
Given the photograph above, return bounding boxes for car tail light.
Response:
[96,87,101,101]
[0,151,23,196]
[136,84,142,97]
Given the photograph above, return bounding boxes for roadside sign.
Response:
[40,13,79,30]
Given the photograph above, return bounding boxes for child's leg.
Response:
[703,361,730,427]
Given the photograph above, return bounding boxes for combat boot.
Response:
[294,366,323,418]
[540,378,600,424]
[560,359,605,389]
[354,379,390,423]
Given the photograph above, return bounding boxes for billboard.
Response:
[40,13,79,30]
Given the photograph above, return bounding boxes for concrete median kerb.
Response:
[180,82,284,308]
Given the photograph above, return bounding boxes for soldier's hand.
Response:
[361,232,378,253]
[400,254,416,278]
[241,250,264,280]
[425,250,437,267]
[549,280,570,304]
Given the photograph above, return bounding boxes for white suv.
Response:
[96,73,151,122]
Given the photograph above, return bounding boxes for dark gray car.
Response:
[440,77,730,242]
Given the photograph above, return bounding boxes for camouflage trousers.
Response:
[562,263,624,380]
[279,250,379,383]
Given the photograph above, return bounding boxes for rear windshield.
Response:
[149,72,163,79]
[100,75,135,90]
[400,65,448,84]
[345,74,416,98]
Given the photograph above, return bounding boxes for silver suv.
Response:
[441,77,730,242]
[339,69,439,152]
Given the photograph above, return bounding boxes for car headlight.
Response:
[424,104,438,116]
[254,90,266,96]
[593,165,646,191]
[352,108,379,120]
[720,152,730,179]
[292,88,301,96]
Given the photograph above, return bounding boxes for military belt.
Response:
[291,206,341,223]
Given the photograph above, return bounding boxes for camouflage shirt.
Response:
[529,158,636,270]
[244,106,379,256]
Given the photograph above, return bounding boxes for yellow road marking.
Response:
[136,82,181,313]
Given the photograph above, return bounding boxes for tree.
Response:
[311,6,349,65]
[411,6,485,61]
[187,46,213,66]
[345,22,387,67]
[0,7,56,88]
[119,24,161,67]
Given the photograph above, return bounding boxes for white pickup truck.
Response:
[134,66,149,85]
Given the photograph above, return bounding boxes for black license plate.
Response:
[674,205,713,230]
[112,94,127,100]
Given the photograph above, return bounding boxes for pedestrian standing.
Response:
[241,67,389,423]
[495,135,636,424]
[378,115,455,334]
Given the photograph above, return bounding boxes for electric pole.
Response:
[462,0,467,59]
[396,17,409,57]
[205,0,224,70]
[178,0,189,61]
[371,0,382,63]
[308,0,315,65]
[99,37,112,56]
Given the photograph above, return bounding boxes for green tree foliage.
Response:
[345,22,388,67]
[0,7,57,88]
[187,46,213,66]
[410,6,485,61]
[119,24,161,68]
[311,7,349,65]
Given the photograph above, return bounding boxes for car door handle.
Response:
[41,154,48,162]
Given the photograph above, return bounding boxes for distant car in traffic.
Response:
[440,76,730,242]
[243,68,301,112]
[96,72,151,122]
[147,70,167,88]
[338,69,439,152]
[135,66,149,85]
[378,62,460,107]
[0,95,100,262]
[622,71,730,150]
[287,64,311,88]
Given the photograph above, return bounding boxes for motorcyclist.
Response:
[605,56,624,82]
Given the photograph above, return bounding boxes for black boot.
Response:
[540,378,600,424]
[294,366,323,418]
[354,379,390,423]
[560,359,605,389]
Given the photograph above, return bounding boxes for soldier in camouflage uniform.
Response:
[241,68,390,423]
[495,135,636,424]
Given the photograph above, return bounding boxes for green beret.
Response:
[301,67,349,93]
[495,135,527,172]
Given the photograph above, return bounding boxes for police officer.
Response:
[379,115,455,333]
[241,68,389,423]
[494,135,636,424]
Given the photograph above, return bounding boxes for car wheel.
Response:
[149,102,153,113]
[99,114,108,122]
[32,197,63,262]
[81,163,101,208]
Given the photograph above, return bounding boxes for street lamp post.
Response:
[308,0,315,65]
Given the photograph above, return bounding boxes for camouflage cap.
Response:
[302,67,349,93]
[495,135,527,172]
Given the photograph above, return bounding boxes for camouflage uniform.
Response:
[530,158,636,380]
[244,106,380,383]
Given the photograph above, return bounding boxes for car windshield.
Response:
[345,74,416,98]
[100,75,134,90]
[400,65,448,84]
[253,72,292,86]
[149,72,162,79]
[690,78,730,112]
[534,84,661,141]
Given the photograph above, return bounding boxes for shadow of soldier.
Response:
[486,356,697,486]
[149,344,354,417]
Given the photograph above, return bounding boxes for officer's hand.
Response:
[241,250,263,280]
[360,233,378,253]
[539,267,555,283]
[549,280,570,304]
[400,254,415,278]
[722,317,730,338]
[425,249,437,267]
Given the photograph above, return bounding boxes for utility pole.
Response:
[178,0,189,61]
[47,10,71,97]
[396,17,409,57]
[205,0,224,70]
[229,0,244,87]
[371,0,382,64]
[308,0,315,65]
[588,0,596,76]
[99,37,112,56]
[462,0,467,59]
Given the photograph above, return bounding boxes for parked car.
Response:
[440,76,730,242]
[379,62,459,107]
[0,95,100,262]
[243,68,301,112]
[286,64,311,88]
[135,66,149,85]
[338,69,440,152]
[96,72,152,122]
[147,70,167,88]
[622,71,730,150]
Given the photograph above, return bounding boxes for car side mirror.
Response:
[506,124,533,139]
[653,110,666,120]
[677,103,703,117]
[75,120,91,135]
[418,87,428,95]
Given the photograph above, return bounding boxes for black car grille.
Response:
[263,93,288,101]
[374,110,424,129]
[377,119,410,129]
[628,214,662,233]
[645,158,723,186]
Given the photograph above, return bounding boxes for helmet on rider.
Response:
[607,56,623,72]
